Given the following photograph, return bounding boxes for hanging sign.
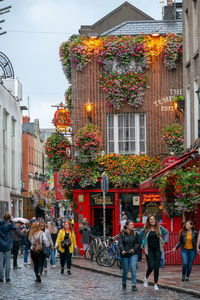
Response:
[54,107,70,132]
[162,156,179,167]
[65,146,72,159]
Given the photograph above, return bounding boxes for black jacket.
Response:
[175,230,198,251]
[118,230,141,257]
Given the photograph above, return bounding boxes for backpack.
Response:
[32,237,43,253]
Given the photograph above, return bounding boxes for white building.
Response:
[0,78,23,218]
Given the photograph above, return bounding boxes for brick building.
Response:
[182,0,200,149]
[22,116,43,218]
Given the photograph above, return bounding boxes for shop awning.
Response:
[139,150,199,189]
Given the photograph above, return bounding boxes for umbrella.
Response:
[12,217,29,224]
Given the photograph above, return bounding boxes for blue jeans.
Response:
[181,248,196,278]
[50,248,56,265]
[121,254,138,286]
[0,251,11,281]
[24,246,29,263]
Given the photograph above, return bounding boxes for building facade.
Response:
[22,116,43,218]
[182,0,200,149]
[0,79,23,218]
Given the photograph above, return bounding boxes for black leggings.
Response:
[60,249,72,269]
[146,249,161,283]
[31,251,45,277]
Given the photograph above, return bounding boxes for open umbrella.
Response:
[12,217,29,224]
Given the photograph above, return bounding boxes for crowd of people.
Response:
[0,214,77,283]
[0,212,200,294]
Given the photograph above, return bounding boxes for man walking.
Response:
[0,213,16,282]
[11,221,25,269]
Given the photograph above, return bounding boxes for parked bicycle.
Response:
[96,235,121,268]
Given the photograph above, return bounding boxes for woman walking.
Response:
[173,220,198,282]
[140,215,169,291]
[48,221,58,265]
[28,222,49,282]
[118,220,141,291]
[55,220,77,275]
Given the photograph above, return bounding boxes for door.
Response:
[92,207,113,236]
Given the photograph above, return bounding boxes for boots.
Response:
[61,268,64,274]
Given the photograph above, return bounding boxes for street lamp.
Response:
[195,87,200,104]
[85,102,93,123]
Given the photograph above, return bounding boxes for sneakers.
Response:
[51,265,56,268]
[181,275,185,282]
[185,277,190,282]
[154,284,159,291]
[67,270,71,275]
[44,268,47,273]
[143,278,148,288]
[13,266,21,269]
[6,278,11,283]
[122,283,126,290]
[24,262,28,265]
[35,275,41,283]
[132,285,137,291]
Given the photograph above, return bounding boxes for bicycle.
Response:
[96,236,121,267]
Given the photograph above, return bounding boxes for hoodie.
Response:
[0,220,16,252]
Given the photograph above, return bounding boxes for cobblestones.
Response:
[0,258,199,300]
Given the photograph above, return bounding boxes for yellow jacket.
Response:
[56,228,77,253]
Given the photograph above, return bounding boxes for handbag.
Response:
[42,242,50,258]
[61,233,71,249]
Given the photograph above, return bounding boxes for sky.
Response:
[1,0,162,128]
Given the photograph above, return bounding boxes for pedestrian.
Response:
[140,215,169,291]
[0,213,16,283]
[48,221,58,266]
[11,221,26,269]
[172,220,198,282]
[79,219,91,252]
[118,220,141,291]
[55,220,77,275]
[28,222,49,282]
[197,230,200,255]
[39,219,54,272]
[120,214,128,231]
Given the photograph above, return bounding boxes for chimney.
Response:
[22,116,30,123]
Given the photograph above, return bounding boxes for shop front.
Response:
[73,186,182,256]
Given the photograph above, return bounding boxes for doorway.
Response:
[92,207,113,236]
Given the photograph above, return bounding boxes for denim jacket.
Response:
[175,230,198,251]
[139,225,169,255]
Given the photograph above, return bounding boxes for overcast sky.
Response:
[1,0,162,128]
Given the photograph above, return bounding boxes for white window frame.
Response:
[107,113,146,154]
[186,87,191,149]
[194,80,199,140]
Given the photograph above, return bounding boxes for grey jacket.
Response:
[44,228,54,248]
[79,226,91,244]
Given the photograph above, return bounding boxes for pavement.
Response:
[0,257,200,300]
[72,256,200,298]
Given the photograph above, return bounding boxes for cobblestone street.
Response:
[0,258,199,300]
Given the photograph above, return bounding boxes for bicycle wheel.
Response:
[84,244,94,261]
[96,247,116,267]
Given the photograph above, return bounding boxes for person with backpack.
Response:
[0,213,16,283]
[140,215,169,291]
[55,220,77,275]
[39,219,54,272]
[118,220,141,292]
[28,222,49,282]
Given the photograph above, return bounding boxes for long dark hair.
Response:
[144,215,160,237]
[181,220,195,235]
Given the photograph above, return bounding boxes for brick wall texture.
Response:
[72,56,183,158]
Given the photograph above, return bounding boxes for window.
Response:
[107,113,146,154]
[192,0,198,53]
[185,9,190,62]
[3,109,8,186]
[194,81,199,139]
[11,117,16,189]
[186,87,191,148]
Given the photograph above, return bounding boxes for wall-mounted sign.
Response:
[153,89,183,112]
[133,196,140,206]
[162,156,179,167]
[54,107,70,132]
[90,192,114,206]
[65,146,72,159]
[78,195,84,202]
[142,194,161,203]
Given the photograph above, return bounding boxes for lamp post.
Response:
[173,96,185,123]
